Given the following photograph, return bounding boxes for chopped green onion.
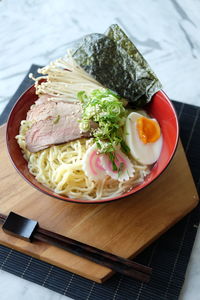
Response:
[118,162,125,178]
[53,115,60,124]
[77,89,129,171]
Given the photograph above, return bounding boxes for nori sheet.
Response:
[72,24,162,107]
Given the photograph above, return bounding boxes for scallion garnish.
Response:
[78,89,130,170]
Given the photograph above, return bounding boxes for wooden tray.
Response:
[0,125,198,283]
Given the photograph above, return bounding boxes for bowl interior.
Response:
[6,86,179,204]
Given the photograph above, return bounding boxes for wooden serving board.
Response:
[0,125,198,283]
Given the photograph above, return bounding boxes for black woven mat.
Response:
[0,65,200,300]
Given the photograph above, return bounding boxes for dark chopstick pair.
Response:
[0,212,152,282]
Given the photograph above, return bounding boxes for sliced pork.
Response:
[34,94,50,105]
[26,115,91,152]
[25,96,98,152]
[27,101,82,123]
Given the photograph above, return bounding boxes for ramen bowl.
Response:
[6,85,179,204]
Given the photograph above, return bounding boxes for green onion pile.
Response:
[77,89,130,170]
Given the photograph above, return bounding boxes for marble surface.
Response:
[0,0,200,299]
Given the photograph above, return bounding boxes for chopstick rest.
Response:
[0,212,152,283]
[2,212,38,242]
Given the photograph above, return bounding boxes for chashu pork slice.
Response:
[27,100,82,123]
[26,115,91,152]
[25,100,97,152]
[34,94,50,105]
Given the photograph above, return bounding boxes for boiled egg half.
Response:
[125,112,163,165]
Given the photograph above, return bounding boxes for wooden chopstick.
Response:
[0,213,152,282]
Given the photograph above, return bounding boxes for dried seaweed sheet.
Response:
[72,24,162,107]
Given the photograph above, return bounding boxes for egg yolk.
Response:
[136,117,161,144]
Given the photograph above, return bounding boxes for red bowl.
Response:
[6,85,179,204]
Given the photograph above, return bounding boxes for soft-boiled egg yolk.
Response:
[125,112,163,165]
[136,117,161,144]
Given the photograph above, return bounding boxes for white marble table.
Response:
[0,0,200,299]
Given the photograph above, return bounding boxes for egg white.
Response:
[125,112,163,165]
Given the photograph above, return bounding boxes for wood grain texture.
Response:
[0,125,198,283]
